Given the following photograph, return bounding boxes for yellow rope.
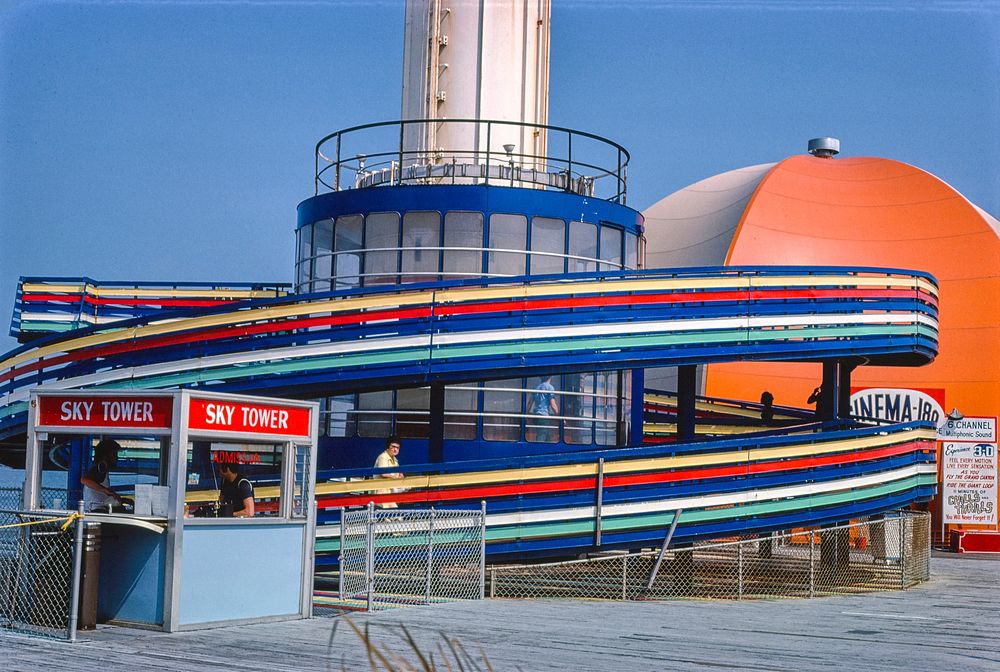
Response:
[0,512,83,531]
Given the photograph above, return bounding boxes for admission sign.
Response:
[940,416,997,526]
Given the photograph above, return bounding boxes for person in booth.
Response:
[217,462,255,517]
[81,438,129,512]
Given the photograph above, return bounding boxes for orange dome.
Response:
[700,154,1000,417]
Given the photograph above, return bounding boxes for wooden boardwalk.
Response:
[2,553,998,671]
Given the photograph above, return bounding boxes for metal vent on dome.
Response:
[808,137,840,157]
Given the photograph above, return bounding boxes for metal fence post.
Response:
[808,532,815,598]
[67,501,85,642]
[479,501,487,600]
[425,508,435,604]
[338,507,345,602]
[621,556,628,600]
[899,512,912,590]
[489,567,496,599]
[366,501,375,613]
[737,542,744,600]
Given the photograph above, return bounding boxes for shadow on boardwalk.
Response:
[2,553,998,672]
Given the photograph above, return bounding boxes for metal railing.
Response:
[314,118,630,203]
[489,512,931,601]
[335,502,486,613]
[0,505,85,641]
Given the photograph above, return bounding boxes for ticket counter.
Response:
[23,389,318,632]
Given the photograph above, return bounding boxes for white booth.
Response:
[23,389,318,632]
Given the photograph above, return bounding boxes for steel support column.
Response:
[677,365,696,442]
[428,383,445,463]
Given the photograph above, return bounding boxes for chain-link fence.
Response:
[0,487,66,510]
[0,508,84,641]
[489,511,931,601]
[336,503,486,612]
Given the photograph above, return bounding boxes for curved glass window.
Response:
[364,212,400,286]
[445,384,479,440]
[599,226,623,272]
[443,212,484,278]
[334,215,363,289]
[488,214,527,276]
[296,224,313,291]
[568,221,598,273]
[401,211,441,282]
[625,231,639,270]
[529,217,565,275]
[526,375,561,443]
[313,219,334,292]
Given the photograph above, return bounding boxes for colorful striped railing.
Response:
[312,421,936,562]
[0,267,938,438]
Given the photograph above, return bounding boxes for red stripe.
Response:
[317,440,927,509]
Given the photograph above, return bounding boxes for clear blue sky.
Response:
[2,0,998,354]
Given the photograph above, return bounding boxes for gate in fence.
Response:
[489,511,932,601]
[0,507,85,641]
[338,503,486,612]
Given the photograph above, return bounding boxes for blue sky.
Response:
[1,0,998,353]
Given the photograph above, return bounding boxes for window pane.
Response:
[526,375,560,443]
[483,378,522,441]
[314,219,334,257]
[443,212,484,278]
[324,394,356,437]
[488,214,527,276]
[563,372,594,445]
[364,212,400,286]
[187,441,283,518]
[530,217,565,275]
[569,221,597,273]
[445,384,478,440]
[397,387,430,439]
[335,215,363,289]
[595,373,619,446]
[600,226,623,271]
[357,390,393,437]
[625,232,639,270]
[296,225,313,289]
[402,211,441,281]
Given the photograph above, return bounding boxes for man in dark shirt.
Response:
[217,462,255,517]
[81,438,126,512]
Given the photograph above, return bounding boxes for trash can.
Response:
[77,522,101,630]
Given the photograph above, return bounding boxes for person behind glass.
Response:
[373,435,403,509]
[528,375,559,441]
[81,438,127,512]
[759,390,775,426]
[217,462,255,518]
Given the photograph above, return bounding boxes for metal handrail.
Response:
[314,118,631,204]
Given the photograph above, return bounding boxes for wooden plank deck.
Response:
[2,553,998,671]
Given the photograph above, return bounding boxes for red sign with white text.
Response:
[187,398,312,438]
[36,395,174,429]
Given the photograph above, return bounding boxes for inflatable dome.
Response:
[643,150,1000,418]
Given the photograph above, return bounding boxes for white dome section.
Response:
[642,163,775,268]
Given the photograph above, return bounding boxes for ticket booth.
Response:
[23,389,318,632]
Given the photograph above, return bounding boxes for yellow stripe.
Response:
[644,423,775,435]
[315,428,934,495]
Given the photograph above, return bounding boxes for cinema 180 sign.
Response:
[939,416,997,526]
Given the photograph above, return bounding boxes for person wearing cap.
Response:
[80,438,126,512]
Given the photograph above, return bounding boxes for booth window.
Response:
[39,435,166,514]
[185,442,284,519]
[292,444,310,519]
